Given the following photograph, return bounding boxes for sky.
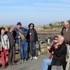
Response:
[0,0,70,26]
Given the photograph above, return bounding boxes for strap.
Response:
[18,29,25,37]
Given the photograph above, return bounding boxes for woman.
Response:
[26,23,38,59]
[51,35,67,70]
[41,36,59,70]
[0,27,9,68]
[7,25,16,65]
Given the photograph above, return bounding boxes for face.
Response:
[53,37,58,44]
[11,27,14,31]
[30,24,34,29]
[16,25,21,29]
[1,29,5,34]
[64,22,69,28]
[58,36,64,44]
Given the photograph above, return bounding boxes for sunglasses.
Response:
[54,38,58,40]
[30,26,34,27]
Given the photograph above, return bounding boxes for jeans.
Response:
[41,58,52,70]
[20,40,28,60]
[30,42,36,57]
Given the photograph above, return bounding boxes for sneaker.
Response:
[33,56,38,59]
[30,57,33,60]
[24,60,27,63]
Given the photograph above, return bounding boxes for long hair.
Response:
[0,27,6,35]
[28,23,35,29]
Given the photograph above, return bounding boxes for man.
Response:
[15,22,28,63]
[61,21,70,44]
[7,25,16,65]
[61,21,70,70]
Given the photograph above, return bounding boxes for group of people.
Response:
[0,22,38,68]
[0,21,70,70]
[41,21,70,70]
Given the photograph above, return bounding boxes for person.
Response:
[0,27,9,68]
[15,22,28,63]
[41,35,67,70]
[26,23,38,59]
[7,25,16,65]
[61,21,70,70]
[51,35,67,70]
[41,36,59,70]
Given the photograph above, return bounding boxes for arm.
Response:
[1,35,10,49]
[34,30,38,41]
[6,35,10,49]
[61,27,65,36]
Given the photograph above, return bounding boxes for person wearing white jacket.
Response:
[0,27,9,68]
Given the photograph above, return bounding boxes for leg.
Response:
[8,47,13,64]
[41,58,52,70]
[20,41,24,60]
[23,41,28,60]
[3,49,7,64]
[1,48,6,68]
[12,46,15,63]
[27,43,30,59]
[33,42,36,57]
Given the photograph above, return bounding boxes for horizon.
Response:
[0,0,70,26]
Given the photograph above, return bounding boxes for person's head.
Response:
[64,21,70,29]
[16,22,22,29]
[28,23,35,29]
[58,35,64,45]
[52,36,59,44]
[8,25,14,32]
[0,27,6,35]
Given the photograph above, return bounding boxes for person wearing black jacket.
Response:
[26,23,38,59]
[7,25,16,65]
[51,35,67,70]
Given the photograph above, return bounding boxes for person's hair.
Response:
[8,25,14,30]
[67,20,70,24]
[58,35,64,40]
[0,27,6,35]
[52,35,58,40]
[28,23,35,28]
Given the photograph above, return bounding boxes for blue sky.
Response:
[0,0,70,26]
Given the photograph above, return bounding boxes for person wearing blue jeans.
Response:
[20,40,28,61]
[26,23,38,59]
[15,22,28,63]
[31,42,36,57]
[41,58,52,70]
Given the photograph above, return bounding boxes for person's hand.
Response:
[30,33,31,35]
[18,36,20,39]
[47,46,51,50]
[52,51,54,54]
[48,53,52,59]
[0,48,2,51]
